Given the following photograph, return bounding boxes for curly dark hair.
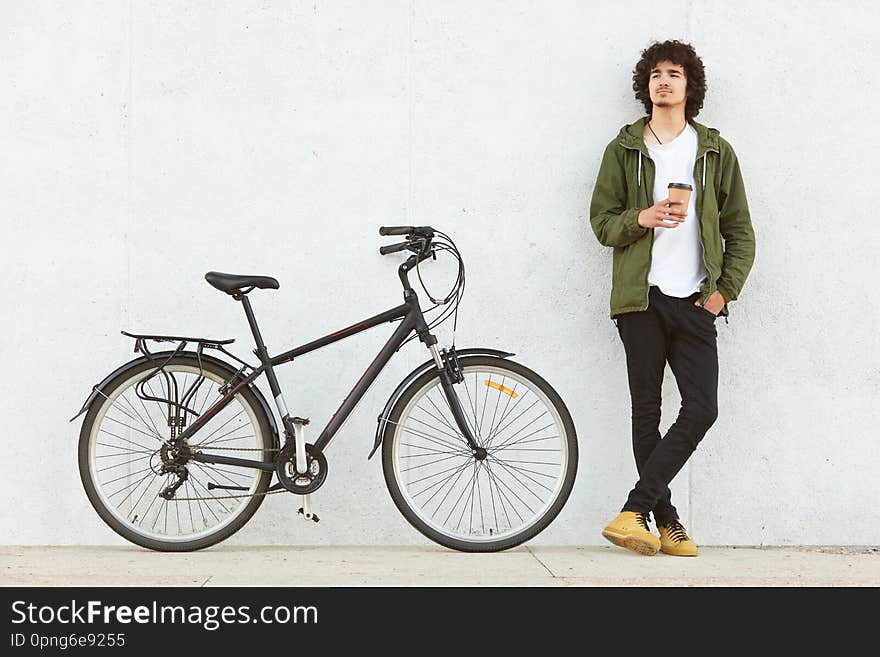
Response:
[632,40,707,120]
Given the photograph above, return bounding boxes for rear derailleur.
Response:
[158,441,189,500]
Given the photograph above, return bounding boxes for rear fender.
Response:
[70,351,280,450]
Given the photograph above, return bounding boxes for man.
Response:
[589,39,755,556]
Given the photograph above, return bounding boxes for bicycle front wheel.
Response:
[381,355,578,552]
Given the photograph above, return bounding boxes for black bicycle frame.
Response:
[179,286,477,473]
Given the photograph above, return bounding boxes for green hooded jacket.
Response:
[589,116,755,319]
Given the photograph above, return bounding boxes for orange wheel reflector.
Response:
[484,380,517,398]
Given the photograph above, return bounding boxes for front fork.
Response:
[428,344,483,454]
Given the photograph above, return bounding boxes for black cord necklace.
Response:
[647,121,662,144]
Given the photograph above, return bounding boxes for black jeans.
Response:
[613,285,719,525]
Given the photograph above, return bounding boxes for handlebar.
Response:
[378,225,437,259]
[379,226,413,236]
[379,241,411,255]
[377,226,461,299]
[379,225,435,239]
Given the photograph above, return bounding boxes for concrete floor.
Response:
[3,545,879,587]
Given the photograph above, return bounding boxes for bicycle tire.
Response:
[77,353,274,552]
[381,355,578,552]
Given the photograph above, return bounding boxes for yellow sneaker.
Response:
[601,511,660,556]
[657,519,699,556]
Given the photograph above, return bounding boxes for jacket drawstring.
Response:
[702,154,707,190]
[638,151,642,188]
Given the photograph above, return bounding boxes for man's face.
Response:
[648,60,688,110]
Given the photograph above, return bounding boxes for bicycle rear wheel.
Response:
[77,353,274,551]
[381,355,578,552]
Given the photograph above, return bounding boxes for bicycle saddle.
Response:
[205,271,280,294]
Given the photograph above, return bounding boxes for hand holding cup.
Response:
[638,198,687,229]
[638,182,692,229]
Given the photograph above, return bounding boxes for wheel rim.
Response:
[390,365,570,544]
[87,364,266,543]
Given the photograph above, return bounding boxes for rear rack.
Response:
[121,330,234,351]
[120,331,254,437]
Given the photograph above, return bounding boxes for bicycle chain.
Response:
[167,445,284,500]
[169,488,287,501]
[187,445,281,452]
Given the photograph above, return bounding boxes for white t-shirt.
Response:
[644,123,706,298]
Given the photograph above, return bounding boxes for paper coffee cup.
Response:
[667,182,692,211]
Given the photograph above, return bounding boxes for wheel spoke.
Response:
[191,434,257,449]
[479,375,491,437]
[132,386,165,439]
[480,463,537,514]
[98,429,156,453]
[190,409,246,446]
[422,461,472,510]
[414,398,466,443]
[106,470,154,501]
[432,386,480,446]
[101,466,155,487]
[462,375,482,441]
[409,407,470,447]
[401,416,470,451]
[489,435,560,451]
[483,460,506,529]
[192,419,252,449]
[187,471,231,516]
[485,376,507,446]
[85,362,268,547]
[407,459,472,491]
[97,454,151,472]
[393,421,472,455]
[484,397,541,450]
[118,391,163,440]
[96,391,163,442]
[445,463,480,527]
[390,363,573,546]
[400,452,468,473]
[483,459,519,525]
[487,455,555,497]
[96,441,154,456]
[190,461,254,490]
[101,414,164,443]
[489,419,554,453]
[484,389,530,447]
[399,441,462,456]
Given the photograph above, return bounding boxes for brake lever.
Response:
[407,237,429,255]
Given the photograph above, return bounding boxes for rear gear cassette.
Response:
[275,442,327,494]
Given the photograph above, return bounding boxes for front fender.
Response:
[70,351,281,451]
[368,347,514,459]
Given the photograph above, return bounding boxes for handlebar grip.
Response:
[379,241,410,255]
[379,226,414,236]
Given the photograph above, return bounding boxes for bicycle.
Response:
[71,226,578,552]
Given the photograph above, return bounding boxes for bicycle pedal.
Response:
[297,508,320,523]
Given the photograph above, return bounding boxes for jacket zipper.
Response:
[619,141,654,311]
[696,150,712,306]
[695,147,728,324]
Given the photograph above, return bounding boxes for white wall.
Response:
[2,0,878,547]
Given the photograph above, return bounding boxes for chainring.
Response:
[275,442,327,494]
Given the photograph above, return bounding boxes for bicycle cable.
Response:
[399,230,465,350]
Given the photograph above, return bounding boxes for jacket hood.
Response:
[617,116,721,189]
[617,115,720,156]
